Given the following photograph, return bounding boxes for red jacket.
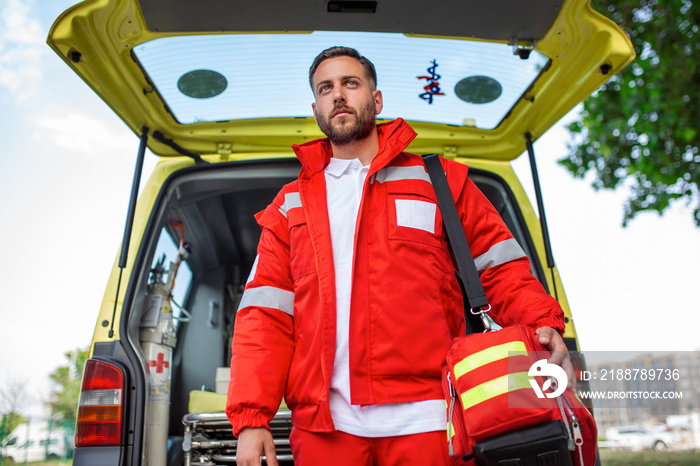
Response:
[226,119,565,436]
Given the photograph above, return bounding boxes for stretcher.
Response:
[182,391,293,465]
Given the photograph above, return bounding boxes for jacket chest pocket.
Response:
[287,207,316,279]
[386,182,443,248]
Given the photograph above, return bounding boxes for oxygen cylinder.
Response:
[139,255,181,466]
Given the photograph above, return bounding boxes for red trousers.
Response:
[289,427,452,465]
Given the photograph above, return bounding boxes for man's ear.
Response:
[311,102,317,122]
[373,90,383,115]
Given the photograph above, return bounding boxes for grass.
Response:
[599,449,700,465]
[0,460,71,466]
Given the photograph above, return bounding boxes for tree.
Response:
[560,0,700,226]
[46,348,89,421]
[0,377,30,439]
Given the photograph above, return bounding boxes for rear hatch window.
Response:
[133,32,549,128]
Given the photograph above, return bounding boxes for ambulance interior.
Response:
[125,157,547,464]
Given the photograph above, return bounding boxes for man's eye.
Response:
[347,80,357,86]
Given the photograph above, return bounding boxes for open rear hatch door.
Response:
[48,0,634,160]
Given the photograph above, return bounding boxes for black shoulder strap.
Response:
[423,153,489,334]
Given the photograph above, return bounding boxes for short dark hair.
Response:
[309,46,377,93]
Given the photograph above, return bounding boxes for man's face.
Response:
[311,56,383,146]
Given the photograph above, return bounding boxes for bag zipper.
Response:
[447,371,457,457]
[556,395,574,451]
[561,395,585,466]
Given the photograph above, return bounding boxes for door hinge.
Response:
[443,145,457,159]
[217,142,232,160]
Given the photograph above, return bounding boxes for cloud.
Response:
[0,0,43,45]
[0,0,46,101]
[32,109,136,160]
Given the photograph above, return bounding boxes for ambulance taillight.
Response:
[75,359,125,447]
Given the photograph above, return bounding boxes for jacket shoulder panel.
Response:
[255,180,302,244]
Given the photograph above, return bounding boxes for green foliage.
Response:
[0,377,30,439]
[46,348,89,421]
[0,413,26,443]
[561,0,700,226]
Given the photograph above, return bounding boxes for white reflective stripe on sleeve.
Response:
[373,165,431,184]
[237,286,295,316]
[245,255,260,285]
[279,192,302,218]
[474,238,527,273]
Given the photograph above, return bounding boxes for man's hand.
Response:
[236,427,278,466]
[535,326,575,390]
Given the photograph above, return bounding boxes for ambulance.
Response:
[47,0,634,464]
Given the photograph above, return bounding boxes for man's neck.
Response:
[330,130,379,166]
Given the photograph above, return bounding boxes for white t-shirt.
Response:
[324,156,446,437]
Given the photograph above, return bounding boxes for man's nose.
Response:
[333,87,346,103]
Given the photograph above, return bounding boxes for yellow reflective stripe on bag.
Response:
[453,341,527,379]
[460,371,531,410]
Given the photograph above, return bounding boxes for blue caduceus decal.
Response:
[417,59,444,104]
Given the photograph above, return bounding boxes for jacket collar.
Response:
[292,118,417,179]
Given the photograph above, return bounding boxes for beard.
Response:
[316,100,376,146]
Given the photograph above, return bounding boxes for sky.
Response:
[1,0,698,419]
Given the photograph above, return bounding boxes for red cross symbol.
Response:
[149,353,169,374]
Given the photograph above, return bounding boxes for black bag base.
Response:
[473,420,573,466]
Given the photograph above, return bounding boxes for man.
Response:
[226,46,571,465]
